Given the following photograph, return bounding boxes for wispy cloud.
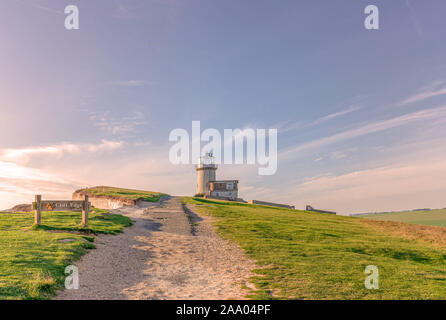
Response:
[405,0,423,36]
[0,138,137,209]
[0,160,65,182]
[112,0,140,20]
[89,110,148,135]
[311,105,361,126]
[274,120,303,133]
[288,156,446,214]
[281,106,446,159]
[397,81,446,106]
[11,0,63,15]
[420,80,444,91]
[0,140,123,163]
[0,160,81,209]
[277,105,361,133]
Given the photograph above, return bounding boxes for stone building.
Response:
[306,205,336,215]
[196,153,238,200]
[248,200,295,209]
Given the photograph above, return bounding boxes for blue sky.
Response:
[1,0,446,213]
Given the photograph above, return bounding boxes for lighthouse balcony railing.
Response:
[196,163,217,169]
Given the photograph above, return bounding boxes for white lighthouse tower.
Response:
[196,152,217,196]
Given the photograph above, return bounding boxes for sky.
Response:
[1,0,446,214]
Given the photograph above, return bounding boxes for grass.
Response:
[362,209,446,227]
[81,186,168,203]
[0,208,132,300]
[184,197,446,300]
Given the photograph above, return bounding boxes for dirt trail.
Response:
[55,197,255,300]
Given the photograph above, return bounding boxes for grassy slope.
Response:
[0,208,131,300]
[185,197,446,300]
[362,209,446,227]
[82,186,168,203]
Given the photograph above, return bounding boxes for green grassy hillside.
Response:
[362,209,446,227]
[184,197,446,299]
[0,209,131,300]
[79,186,168,203]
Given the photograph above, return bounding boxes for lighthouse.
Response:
[196,152,217,195]
[195,152,239,200]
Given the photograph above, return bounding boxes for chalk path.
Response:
[55,197,255,300]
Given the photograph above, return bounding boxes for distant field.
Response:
[362,209,446,227]
[0,209,131,299]
[185,197,446,299]
[81,186,168,203]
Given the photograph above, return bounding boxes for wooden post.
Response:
[34,195,42,225]
[82,195,89,226]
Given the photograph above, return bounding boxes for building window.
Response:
[227,182,233,190]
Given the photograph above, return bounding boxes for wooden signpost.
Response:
[33,195,91,227]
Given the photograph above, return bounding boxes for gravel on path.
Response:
[55,197,256,300]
